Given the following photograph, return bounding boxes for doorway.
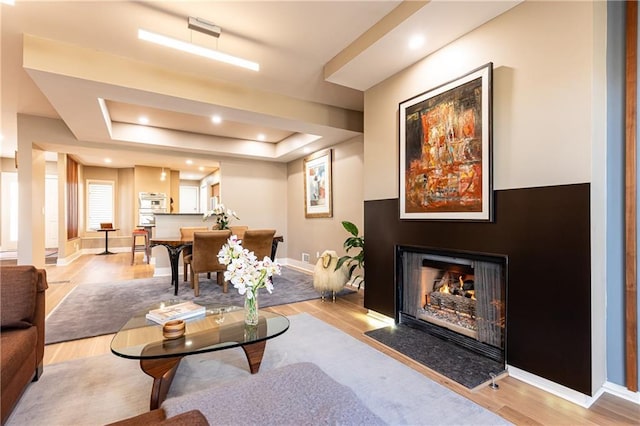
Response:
[180,185,199,213]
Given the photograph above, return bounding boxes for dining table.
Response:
[150,235,284,295]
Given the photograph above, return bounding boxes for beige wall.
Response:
[218,157,287,242]
[0,157,17,172]
[117,168,135,232]
[134,165,172,196]
[364,0,596,201]
[286,135,364,269]
[170,170,180,213]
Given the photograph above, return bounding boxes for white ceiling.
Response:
[1,0,521,179]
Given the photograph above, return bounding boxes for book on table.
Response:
[145,301,206,325]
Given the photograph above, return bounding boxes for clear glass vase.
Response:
[244,293,258,326]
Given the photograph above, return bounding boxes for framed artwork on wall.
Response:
[399,62,493,222]
[303,148,333,218]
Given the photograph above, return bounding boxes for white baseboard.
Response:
[282,257,314,273]
[507,365,597,408]
[56,250,83,266]
[508,366,640,408]
[602,381,640,405]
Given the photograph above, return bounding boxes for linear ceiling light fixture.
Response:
[138,19,259,72]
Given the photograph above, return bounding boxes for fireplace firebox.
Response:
[396,245,507,363]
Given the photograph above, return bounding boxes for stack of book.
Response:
[145,301,206,325]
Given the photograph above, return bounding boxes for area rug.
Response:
[366,323,506,390]
[45,266,353,344]
[8,313,511,425]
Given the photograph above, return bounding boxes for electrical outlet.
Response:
[316,251,320,259]
[302,252,310,263]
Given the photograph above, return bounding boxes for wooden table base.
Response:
[139,341,267,409]
[140,356,182,410]
[241,340,266,374]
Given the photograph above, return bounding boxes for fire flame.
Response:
[436,275,477,300]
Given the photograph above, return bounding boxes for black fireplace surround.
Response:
[364,183,591,395]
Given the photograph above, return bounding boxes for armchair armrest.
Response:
[33,268,48,368]
[0,265,48,374]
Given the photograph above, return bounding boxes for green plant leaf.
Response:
[347,264,357,279]
[342,221,359,237]
[335,255,350,271]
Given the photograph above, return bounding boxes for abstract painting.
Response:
[399,63,493,221]
[304,148,332,218]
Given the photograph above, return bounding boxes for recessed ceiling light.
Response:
[408,34,425,50]
[199,166,204,171]
[1,0,15,5]
[138,116,149,125]
[303,147,311,154]
[257,133,265,141]
[211,115,222,124]
[104,158,112,164]
[186,159,193,165]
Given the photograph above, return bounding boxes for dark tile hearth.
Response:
[365,323,505,389]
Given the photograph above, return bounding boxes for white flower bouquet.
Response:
[203,203,239,230]
[217,236,281,325]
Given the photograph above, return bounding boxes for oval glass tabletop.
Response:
[110,301,290,360]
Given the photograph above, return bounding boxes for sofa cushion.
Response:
[162,362,384,425]
[1,328,37,390]
[0,266,38,329]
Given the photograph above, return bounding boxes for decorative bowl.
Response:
[162,319,185,339]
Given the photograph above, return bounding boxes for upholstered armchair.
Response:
[242,229,276,260]
[0,265,48,425]
[188,230,232,296]
[179,226,209,282]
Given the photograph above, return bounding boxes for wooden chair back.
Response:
[242,229,276,260]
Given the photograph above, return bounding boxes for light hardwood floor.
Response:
[42,253,639,425]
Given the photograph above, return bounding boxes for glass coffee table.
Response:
[111,301,289,409]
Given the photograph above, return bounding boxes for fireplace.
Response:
[397,245,507,363]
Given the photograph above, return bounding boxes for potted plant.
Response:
[335,221,364,289]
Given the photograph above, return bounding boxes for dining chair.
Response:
[188,230,232,296]
[229,225,249,240]
[242,229,276,260]
[179,226,209,281]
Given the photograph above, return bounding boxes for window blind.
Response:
[87,181,113,231]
